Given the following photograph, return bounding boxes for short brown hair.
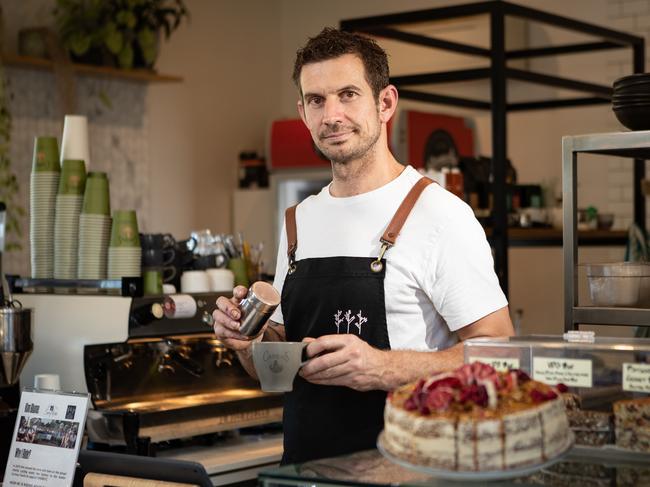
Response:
[292,27,389,99]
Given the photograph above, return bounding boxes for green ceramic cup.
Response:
[143,268,163,295]
[32,136,60,172]
[82,172,110,215]
[58,159,87,195]
[110,210,141,247]
[228,257,250,288]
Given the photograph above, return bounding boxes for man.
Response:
[213,27,514,464]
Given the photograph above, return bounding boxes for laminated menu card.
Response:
[3,388,90,487]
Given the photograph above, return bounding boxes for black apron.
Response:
[280,176,433,464]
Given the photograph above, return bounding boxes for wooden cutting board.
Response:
[83,473,198,487]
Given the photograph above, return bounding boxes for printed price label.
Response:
[532,357,593,387]
[471,357,520,372]
[623,362,650,393]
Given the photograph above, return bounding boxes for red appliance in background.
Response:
[269,119,328,169]
[401,110,475,169]
[268,118,395,169]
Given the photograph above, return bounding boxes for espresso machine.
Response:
[0,202,35,475]
[15,288,283,485]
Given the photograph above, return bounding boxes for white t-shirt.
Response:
[270,165,508,351]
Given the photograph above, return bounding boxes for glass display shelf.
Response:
[258,446,650,487]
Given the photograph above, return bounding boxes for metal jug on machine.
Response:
[0,202,34,386]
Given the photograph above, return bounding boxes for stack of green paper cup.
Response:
[54,159,86,279]
[78,172,111,279]
[107,210,141,278]
[30,136,60,278]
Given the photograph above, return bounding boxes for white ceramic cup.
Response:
[61,114,91,169]
[162,283,177,294]
[34,373,61,390]
[252,342,308,392]
[180,270,210,293]
[206,268,235,292]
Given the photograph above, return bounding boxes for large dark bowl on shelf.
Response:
[613,105,650,131]
[612,102,650,110]
[613,73,650,89]
[613,86,650,96]
[613,93,650,101]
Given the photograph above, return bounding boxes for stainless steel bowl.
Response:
[0,306,33,385]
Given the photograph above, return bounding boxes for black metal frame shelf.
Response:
[563,131,650,331]
[341,0,645,295]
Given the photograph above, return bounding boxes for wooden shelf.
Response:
[2,54,183,83]
[484,227,627,247]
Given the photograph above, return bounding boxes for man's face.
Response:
[298,54,382,164]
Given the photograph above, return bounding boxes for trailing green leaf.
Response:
[117,44,134,69]
[0,69,24,252]
[104,22,124,54]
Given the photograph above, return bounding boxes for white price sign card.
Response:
[3,388,90,487]
[471,357,520,372]
[532,357,593,387]
[623,362,650,393]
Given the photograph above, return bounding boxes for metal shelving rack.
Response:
[563,131,650,331]
[341,0,645,295]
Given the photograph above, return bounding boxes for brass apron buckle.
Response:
[370,242,390,273]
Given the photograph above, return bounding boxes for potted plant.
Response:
[54,0,189,70]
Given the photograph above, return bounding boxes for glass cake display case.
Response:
[258,447,650,486]
[464,334,650,398]
[257,335,650,487]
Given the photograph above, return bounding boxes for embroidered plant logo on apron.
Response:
[333,310,368,334]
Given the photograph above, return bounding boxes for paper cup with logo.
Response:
[32,136,60,172]
[110,210,141,247]
[83,172,110,215]
[58,159,87,195]
[252,342,309,392]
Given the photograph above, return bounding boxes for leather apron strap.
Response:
[285,176,434,270]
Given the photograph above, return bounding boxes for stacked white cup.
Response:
[61,115,90,169]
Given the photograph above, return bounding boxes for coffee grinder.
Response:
[0,201,34,475]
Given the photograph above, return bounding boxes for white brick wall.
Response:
[3,68,151,276]
[605,0,650,230]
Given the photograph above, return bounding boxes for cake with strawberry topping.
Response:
[381,362,572,471]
